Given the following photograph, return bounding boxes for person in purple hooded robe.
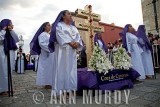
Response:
[94,32,108,55]
[0,19,19,95]
[137,25,154,78]
[119,24,145,79]
[30,22,54,89]
[49,10,83,98]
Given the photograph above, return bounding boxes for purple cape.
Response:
[30,22,48,55]
[0,19,18,53]
[136,25,152,52]
[48,10,75,52]
[119,24,136,51]
[94,33,108,52]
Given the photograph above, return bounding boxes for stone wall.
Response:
[141,0,160,35]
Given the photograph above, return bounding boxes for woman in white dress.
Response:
[16,49,25,74]
[0,19,19,95]
[30,22,54,89]
[119,24,145,79]
[137,25,154,78]
[49,10,83,98]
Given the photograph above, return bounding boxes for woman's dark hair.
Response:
[19,49,22,52]
[148,32,153,36]
[119,39,122,42]
[60,10,68,21]
[109,46,113,49]
[127,24,131,32]
[42,22,49,31]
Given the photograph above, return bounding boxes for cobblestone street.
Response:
[0,70,160,107]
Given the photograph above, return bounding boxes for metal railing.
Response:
[152,44,160,79]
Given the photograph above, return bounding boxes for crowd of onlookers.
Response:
[148,33,160,72]
[148,33,160,45]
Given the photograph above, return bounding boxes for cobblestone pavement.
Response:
[0,70,160,107]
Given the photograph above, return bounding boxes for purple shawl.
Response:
[0,19,18,53]
[94,33,108,52]
[48,10,75,52]
[30,22,48,55]
[136,25,152,52]
[119,24,136,51]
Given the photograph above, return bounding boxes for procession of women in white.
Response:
[0,10,154,96]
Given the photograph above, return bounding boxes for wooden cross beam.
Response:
[75,22,104,32]
[74,5,104,67]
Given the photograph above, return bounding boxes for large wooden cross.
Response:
[74,5,104,67]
